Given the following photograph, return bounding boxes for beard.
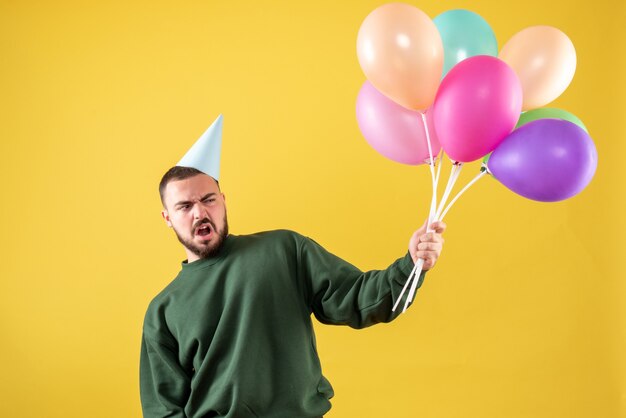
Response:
[173,213,229,260]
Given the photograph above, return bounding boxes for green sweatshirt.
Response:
[140,230,424,418]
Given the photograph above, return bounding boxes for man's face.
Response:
[161,174,228,262]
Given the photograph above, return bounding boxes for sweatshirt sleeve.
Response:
[140,333,191,418]
[297,235,426,329]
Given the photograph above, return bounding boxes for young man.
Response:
[140,117,446,418]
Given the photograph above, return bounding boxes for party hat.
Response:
[177,114,223,180]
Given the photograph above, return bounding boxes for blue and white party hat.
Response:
[177,114,223,181]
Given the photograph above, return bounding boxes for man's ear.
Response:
[161,210,173,227]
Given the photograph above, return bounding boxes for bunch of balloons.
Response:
[355,4,598,312]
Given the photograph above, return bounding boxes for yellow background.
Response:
[1,0,624,417]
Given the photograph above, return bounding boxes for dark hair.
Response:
[158,166,220,207]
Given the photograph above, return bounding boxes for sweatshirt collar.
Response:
[180,234,236,272]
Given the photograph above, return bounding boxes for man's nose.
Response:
[192,203,208,219]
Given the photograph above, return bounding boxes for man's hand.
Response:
[408,221,446,271]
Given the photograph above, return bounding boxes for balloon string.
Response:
[397,166,486,312]
[392,261,418,311]
[434,161,463,221]
[402,113,437,312]
[435,149,444,195]
[422,112,438,235]
[438,170,487,223]
[393,112,437,313]
[423,113,437,230]
[403,258,424,312]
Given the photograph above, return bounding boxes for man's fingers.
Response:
[415,252,436,270]
[417,242,442,251]
[414,251,439,261]
[409,221,446,267]
[428,221,447,234]
[419,233,445,244]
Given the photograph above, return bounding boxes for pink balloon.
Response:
[356,81,441,165]
[433,55,522,162]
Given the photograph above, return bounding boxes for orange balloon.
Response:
[357,3,443,111]
[499,26,576,110]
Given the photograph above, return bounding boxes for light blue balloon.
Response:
[434,9,498,78]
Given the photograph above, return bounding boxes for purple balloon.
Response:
[487,119,597,202]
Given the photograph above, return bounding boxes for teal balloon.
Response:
[516,108,588,132]
[434,9,498,78]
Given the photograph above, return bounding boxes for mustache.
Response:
[192,218,216,233]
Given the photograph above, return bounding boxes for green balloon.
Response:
[515,108,588,132]
[482,153,493,177]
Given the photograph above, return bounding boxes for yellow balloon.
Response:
[357,3,443,111]
[499,25,576,111]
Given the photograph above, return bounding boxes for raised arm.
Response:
[298,222,445,329]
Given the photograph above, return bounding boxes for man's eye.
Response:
[179,205,190,211]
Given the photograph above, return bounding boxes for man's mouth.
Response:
[195,224,213,238]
